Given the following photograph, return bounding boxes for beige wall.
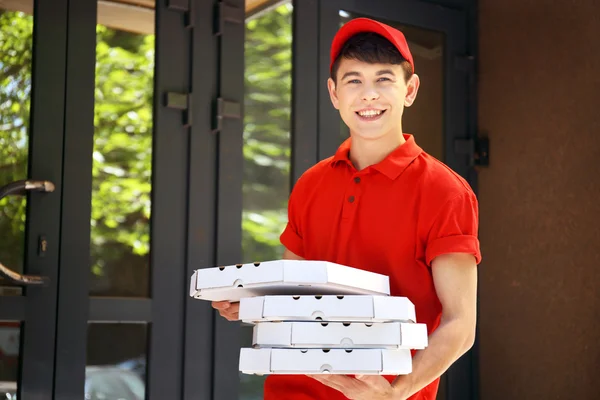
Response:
[477,0,600,398]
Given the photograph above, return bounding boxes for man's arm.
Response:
[391,252,478,398]
[307,252,477,400]
[283,247,304,260]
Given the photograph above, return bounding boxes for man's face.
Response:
[327,58,419,141]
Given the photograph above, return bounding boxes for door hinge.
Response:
[165,92,192,128]
[212,98,241,134]
[454,55,475,73]
[454,136,489,167]
[168,0,194,29]
[214,1,244,36]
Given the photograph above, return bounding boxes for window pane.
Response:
[242,2,292,264]
[87,323,147,400]
[0,3,34,296]
[90,1,155,297]
[339,11,445,161]
[240,1,293,399]
[0,321,20,399]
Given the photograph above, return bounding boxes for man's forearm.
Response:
[392,317,475,399]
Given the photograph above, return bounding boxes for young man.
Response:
[213,17,481,400]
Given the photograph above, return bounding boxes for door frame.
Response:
[50,0,197,398]
[0,0,210,398]
[0,0,68,398]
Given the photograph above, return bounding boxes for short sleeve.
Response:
[280,178,305,257]
[425,191,482,266]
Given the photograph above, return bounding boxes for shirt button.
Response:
[354,177,361,183]
[348,196,355,203]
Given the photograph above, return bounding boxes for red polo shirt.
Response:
[264,134,481,400]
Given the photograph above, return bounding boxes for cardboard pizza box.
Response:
[252,321,428,350]
[239,295,416,323]
[239,347,412,375]
[190,260,390,302]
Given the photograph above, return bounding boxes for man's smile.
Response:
[356,108,387,121]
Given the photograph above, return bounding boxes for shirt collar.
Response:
[331,134,423,180]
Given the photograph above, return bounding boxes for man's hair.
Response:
[330,32,413,83]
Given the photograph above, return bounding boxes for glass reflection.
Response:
[90,1,155,297]
[0,322,20,399]
[86,323,147,400]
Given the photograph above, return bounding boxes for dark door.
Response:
[0,0,209,398]
[317,1,476,400]
[0,1,69,398]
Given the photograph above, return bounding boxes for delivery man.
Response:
[213,17,481,400]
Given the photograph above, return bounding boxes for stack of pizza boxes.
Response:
[190,260,428,376]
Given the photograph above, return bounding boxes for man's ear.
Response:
[327,77,340,110]
[404,74,420,107]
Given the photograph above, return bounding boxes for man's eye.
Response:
[378,77,391,82]
[348,79,361,84]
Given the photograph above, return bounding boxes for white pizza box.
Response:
[239,348,412,375]
[190,260,390,302]
[252,321,428,350]
[239,295,416,323]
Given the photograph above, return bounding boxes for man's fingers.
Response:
[308,375,349,395]
[212,301,240,312]
[217,307,240,321]
[211,301,240,321]
[224,313,237,321]
[212,301,230,310]
[227,302,240,313]
[355,374,383,384]
[311,374,360,395]
[355,374,395,398]
[355,374,391,390]
[308,374,394,400]
[323,375,355,384]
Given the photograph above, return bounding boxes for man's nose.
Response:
[361,86,379,101]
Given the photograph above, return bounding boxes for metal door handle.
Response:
[0,262,48,286]
[0,179,54,286]
[0,179,55,201]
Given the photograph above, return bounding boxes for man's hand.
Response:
[212,301,239,321]
[307,374,410,400]
[211,247,300,322]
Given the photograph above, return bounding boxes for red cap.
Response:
[330,18,414,73]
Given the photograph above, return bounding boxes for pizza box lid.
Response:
[190,260,390,302]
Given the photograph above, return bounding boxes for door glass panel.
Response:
[90,0,155,297]
[86,323,147,400]
[338,11,445,161]
[0,3,34,296]
[240,1,293,399]
[0,321,20,399]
